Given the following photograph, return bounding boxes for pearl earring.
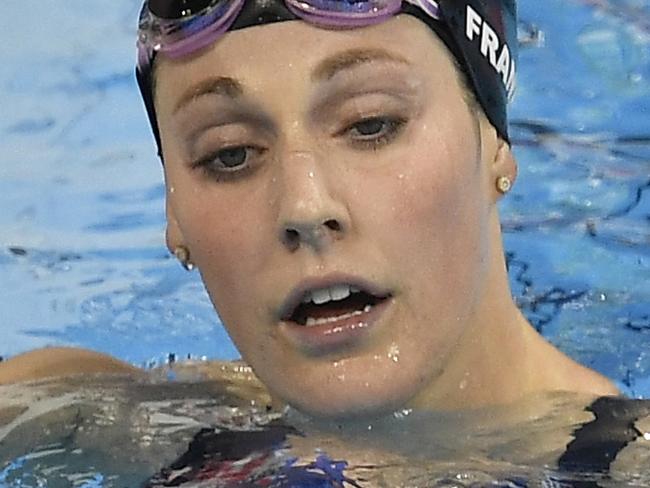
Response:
[496,176,512,194]
[173,246,195,271]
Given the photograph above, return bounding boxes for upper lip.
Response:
[277,273,393,321]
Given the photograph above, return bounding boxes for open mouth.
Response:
[282,284,391,327]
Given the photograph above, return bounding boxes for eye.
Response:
[344,116,407,149]
[214,147,250,169]
[190,145,266,180]
[352,118,390,137]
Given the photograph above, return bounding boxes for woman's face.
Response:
[156,16,497,417]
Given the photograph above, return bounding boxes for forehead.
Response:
[154,15,457,96]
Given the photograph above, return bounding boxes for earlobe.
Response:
[166,199,196,271]
[490,139,518,201]
[165,197,184,254]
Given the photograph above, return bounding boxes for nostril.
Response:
[281,219,344,251]
[284,228,300,247]
[324,219,341,232]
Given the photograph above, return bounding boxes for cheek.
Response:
[360,126,487,311]
[381,132,482,230]
[179,194,277,354]
[167,172,274,317]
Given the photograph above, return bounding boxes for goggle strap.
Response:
[136,65,164,159]
[403,0,439,19]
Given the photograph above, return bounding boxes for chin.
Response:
[268,371,419,420]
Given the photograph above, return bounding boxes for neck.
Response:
[408,210,540,411]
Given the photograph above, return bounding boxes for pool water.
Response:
[1,377,649,487]
[503,0,650,398]
[1,0,648,391]
[0,0,649,484]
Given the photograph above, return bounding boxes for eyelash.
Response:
[189,145,266,182]
[189,115,408,181]
[340,115,408,150]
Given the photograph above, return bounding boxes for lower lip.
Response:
[279,298,391,355]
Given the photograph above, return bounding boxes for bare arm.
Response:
[0,347,143,385]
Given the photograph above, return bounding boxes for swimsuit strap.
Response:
[557,396,650,483]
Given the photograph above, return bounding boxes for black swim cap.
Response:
[136,0,518,159]
[436,0,517,142]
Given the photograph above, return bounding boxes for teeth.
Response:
[303,284,353,306]
[330,284,351,301]
[311,288,332,305]
[304,307,371,327]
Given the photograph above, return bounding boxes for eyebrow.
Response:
[172,48,409,114]
[174,76,244,114]
[312,48,410,83]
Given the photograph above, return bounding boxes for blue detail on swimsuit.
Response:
[145,451,360,487]
[268,455,362,487]
[144,397,650,487]
[142,424,363,487]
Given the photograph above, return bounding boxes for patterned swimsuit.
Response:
[143,397,650,488]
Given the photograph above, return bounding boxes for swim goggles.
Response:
[138,0,440,66]
[136,0,518,158]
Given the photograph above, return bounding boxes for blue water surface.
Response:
[0,0,648,394]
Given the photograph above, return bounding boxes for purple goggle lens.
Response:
[138,0,246,60]
[137,0,439,70]
[284,0,402,28]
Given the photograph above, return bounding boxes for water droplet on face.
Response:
[393,408,413,419]
[388,343,400,363]
[337,374,346,382]
[308,171,315,179]
[459,379,468,390]
[169,187,176,194]
[398,174,405,180]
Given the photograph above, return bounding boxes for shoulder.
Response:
[167,359,276,407]
[554,352,621,397]
[523,325,620,397]
[0,347,143,385]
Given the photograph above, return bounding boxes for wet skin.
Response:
[154,16,617,418]
[0,16,617,415]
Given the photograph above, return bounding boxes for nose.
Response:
[276,151,350,253]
